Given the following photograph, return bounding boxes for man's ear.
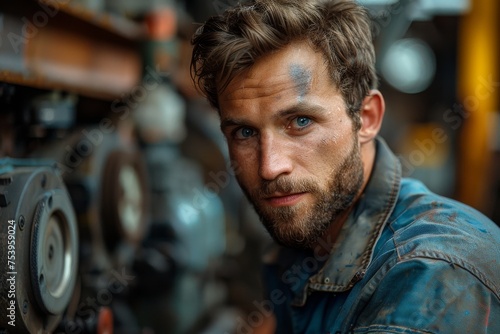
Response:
[358,90,385,144]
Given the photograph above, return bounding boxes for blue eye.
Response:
[294,116,311,128]
[235,127,255,139]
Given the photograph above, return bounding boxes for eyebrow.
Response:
[274,101,325,120]
[220,101,326,132]
[220,117,248,132]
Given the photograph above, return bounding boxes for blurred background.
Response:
[0,0,498,333]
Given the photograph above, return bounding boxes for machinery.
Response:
[0,159,79,333]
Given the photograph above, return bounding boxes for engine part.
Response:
[0,158,79,333]
[29,126,149,273]
[57,303,114,334]
[132,143,227,334]
[144,144,225,271]
[132,84,186,144]
[100,149,150,253]
[29,92,77,130]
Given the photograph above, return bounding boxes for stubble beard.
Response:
[240,140,365,250]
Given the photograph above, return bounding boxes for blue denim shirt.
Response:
[263,137,500,333]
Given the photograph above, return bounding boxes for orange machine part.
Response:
[97,307,114,334]
[457,0,499,214]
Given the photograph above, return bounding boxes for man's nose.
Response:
[258,134,293,181]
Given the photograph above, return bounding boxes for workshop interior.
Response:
[0,0,498,333]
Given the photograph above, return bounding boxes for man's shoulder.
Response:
[390,177,499,235]
[388,177,500,250]
[388,176,491,222]
[383,177,500,294]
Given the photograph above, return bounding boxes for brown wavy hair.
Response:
[191,0,377,129]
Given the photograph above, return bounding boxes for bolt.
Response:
[41,174,47,188]
[19,215,25,231]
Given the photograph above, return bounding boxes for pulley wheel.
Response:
[31,191,79,315]
[101,150,149,250]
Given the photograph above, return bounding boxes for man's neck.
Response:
[313,139,377,256]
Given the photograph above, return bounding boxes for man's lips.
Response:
[263,192,307,207]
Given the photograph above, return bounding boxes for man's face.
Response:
[219,40,365,249]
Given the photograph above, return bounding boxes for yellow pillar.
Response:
[457,0,499,213]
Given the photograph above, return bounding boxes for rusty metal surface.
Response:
[37,0,147,40]
[0,0,144,100]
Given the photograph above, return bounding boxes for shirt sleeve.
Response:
[350,257,500,334]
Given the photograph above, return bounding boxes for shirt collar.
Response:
[290,137,402,306]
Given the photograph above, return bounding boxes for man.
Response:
[190,0,500,332]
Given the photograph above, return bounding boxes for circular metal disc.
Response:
[31,191,78,315]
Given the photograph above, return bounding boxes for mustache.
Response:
[257,176,318,197]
